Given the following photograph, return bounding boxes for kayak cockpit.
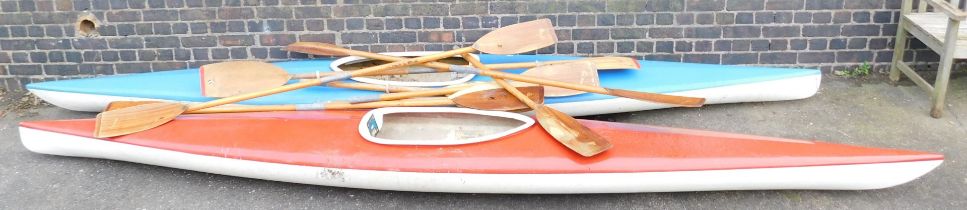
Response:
[359,107,535,145]
[331,52,477,87]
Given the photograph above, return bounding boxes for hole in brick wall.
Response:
[75,13,100,37]
[78,20,96,35]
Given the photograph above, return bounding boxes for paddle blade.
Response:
[584,57,640,70]
[520,61,598,97]
[94,102,187,138]
[534,106,612,157]
[607,88,706,107]
[473,19,557,54]
[450,83,544,111]
[104,101,164,111]
[200,61,291,97]
[286,42,351,56]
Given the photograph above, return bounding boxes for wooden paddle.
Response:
[104,84,544,113]
[289,42,639,77]
[94,19,558,138]
[463,53,611,157]
[305,44,706,107]
[344,62,598,103]
[289,56,638,78]
[342,82,483,103]
[201,61,428,97]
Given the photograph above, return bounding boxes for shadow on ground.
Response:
[0,74,964,209]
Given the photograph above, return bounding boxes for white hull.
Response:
[28,74,822,115]
[19,126,940,194]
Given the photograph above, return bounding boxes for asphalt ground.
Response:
[1,75,964,209]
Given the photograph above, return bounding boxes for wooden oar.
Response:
[463,53,611,157]
[485,56,640,71]
[305,44,706,107]
[202,45,626,97]
[325,81,428,93]
[289,56,637,78]
[344,62,598,103]
[200,61,428,97]
[94,19,557,138]
[343,82,483,103]
[104,84,544,113]
[289,42,639,77]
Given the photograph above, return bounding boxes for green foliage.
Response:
[834,62,871,78]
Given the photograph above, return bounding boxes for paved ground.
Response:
[0,74,964,209]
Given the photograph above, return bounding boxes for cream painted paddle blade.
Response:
[473,19,557,54]
[585,57,640,70]
[94,102,187,138]
[520,61,598,97]
[535,107,613,157]
[449,83,544,111]
[286,42,351,56]
[201,61,291,97]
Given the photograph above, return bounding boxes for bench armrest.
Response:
[927,0,967,21]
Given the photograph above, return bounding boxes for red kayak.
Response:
[19,107,942,193]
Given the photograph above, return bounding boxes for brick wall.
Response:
[0,0,943,91]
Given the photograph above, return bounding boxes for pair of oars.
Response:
[106,83,544,113]
[340,61,599,104]
[283,43,705,107]
[288,43,623,98]
[288,41,640,78]
[202,49,637,98]
[94,19,562,138]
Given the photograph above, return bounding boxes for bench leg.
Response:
[930,55,955,118]
[930,19,961,118]
[890,23,909,84]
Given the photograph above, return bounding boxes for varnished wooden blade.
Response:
[473,19,557,54]
[583,57,640,70]
[606,88,705,107]
[519,61,598,97]
[462,51,611,157]
[449,83,544,111]
[94,102,187,138]
[534,106,613,157]
[285,42,351,56]
[201,61,291,97]
[103,101,164,111]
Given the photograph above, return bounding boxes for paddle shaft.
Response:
[288,59,599,79]
[188,98,456,114]
[184,47,476,111]
[323,81,429,93]
[344,83,474,103]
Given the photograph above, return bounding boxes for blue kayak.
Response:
[26,54,821,116]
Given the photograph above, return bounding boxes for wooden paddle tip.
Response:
[200,61,291,97]
[94,102,187,138]
[535,107,612,157]
[521,61,598,97]
[473,19,557,54]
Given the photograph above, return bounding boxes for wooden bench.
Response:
[890,0,967,118]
